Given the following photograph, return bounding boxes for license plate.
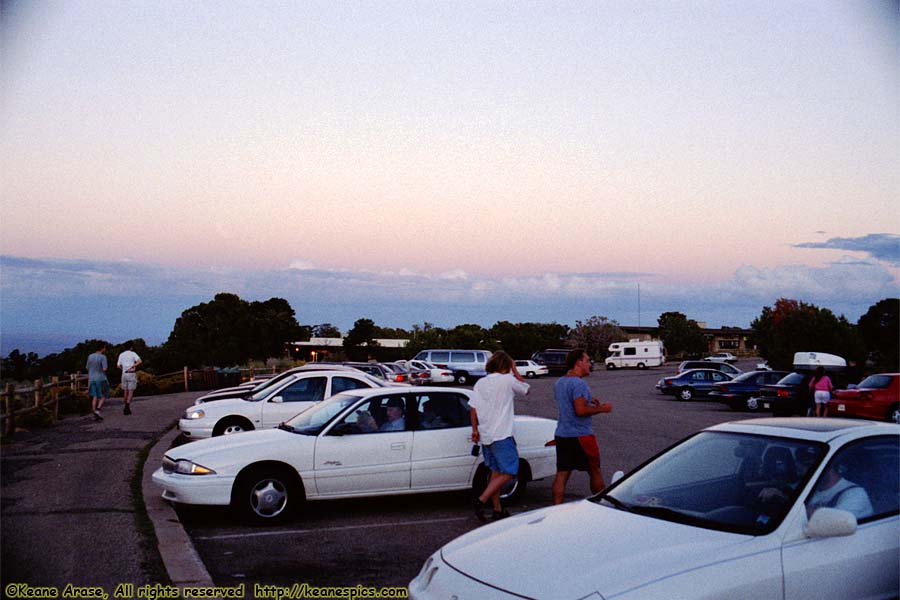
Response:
[763,402,771,409]
[837,404,846,412]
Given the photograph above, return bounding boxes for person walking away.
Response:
[116,341,142,415]
[552,348,613,504]
[86,343,109,421]
[809,366,833,417]
[469,351,530,522]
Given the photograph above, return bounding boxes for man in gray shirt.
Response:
[86,343,109,421]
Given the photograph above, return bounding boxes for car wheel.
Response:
[232,464,303,525]
[455,372,469,385]
[637,362,646,370]
[887,404,900,424]
[606,363,615,370]
[213,417,254,437]
[745,397,760,412]
[526,371,535,379]
[472,464,527,505]
[678,387,694,401]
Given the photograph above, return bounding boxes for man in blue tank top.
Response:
[552,348,613,504]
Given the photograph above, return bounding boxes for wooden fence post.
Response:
[5,383,15,437]
[34,379,43,408]
[183,367,189,392]
[51,376,60,422]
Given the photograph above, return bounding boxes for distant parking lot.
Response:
[171,359,760,590]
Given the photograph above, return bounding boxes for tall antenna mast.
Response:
[637,283,641,328]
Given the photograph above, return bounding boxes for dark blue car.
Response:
[656,368,734,401]
[708,370,790,411]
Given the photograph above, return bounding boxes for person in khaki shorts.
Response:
[116,341,142,415]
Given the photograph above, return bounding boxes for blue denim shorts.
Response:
[89,379,109,399]
[482,436,519,475]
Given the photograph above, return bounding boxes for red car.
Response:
[830,373,899,423]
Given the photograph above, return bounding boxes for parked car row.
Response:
[156,386,558,524]
[659,351,899,425]
[153,355,898,599]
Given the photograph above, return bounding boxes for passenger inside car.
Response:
[806,452,874,521]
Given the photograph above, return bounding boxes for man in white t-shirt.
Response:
[116,341,142,415]
[469,351,529,522]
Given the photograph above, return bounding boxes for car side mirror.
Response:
[270,396,283,404]
[611,470,625,484]
[805,507,857,538]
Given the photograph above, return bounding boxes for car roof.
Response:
[679,368,729,374]
[710,417,899,442]
[334,385,470,398]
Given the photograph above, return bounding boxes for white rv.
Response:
[605,340,665,369]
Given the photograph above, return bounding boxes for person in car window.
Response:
[421,400,449,429]
[809,366,834,417]
[469,351,530,522]
[806,461,873,521]
[379,398,406,431]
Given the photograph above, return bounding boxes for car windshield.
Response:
[730,372,757,383]
[777,372,806,385]
[858,374,893,389]
[593,431,827,535]
[282,393,365,435]
[246,370,296,394]
[362,374,390,387]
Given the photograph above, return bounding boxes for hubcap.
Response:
[891,409,900,424]
[747,397,759,410]
[250,479,287,517]
[223,424,245,435]
[499,477,518,500]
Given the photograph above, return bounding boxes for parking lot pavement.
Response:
[0,390,206,597]
[169,360,762,591]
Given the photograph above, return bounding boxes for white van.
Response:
[605,340,665,370]
[412,349,492,385]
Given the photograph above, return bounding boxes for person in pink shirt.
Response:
[809,366,834,417]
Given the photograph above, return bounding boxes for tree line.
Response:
[2,292,897,382]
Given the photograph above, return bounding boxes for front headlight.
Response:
[173,459,216,475]
[184,409,205,420]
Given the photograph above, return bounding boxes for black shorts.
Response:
[555,435,600,472]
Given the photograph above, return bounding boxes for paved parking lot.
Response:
[172,360,761,590]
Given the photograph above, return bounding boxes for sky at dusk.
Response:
[1,2,898,355]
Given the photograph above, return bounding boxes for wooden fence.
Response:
[0,365,281,437]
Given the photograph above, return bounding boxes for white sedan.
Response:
[154,387,557,523]
[705,352,738,364]
[410,418,899,600]
[515,359,549,378]
[407,360,456,384]
[179,370,389,439]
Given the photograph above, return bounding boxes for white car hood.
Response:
[190,396,257,415]
[441,500,757,599]
[166,428,306,466]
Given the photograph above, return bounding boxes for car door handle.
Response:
[391,442,406,451]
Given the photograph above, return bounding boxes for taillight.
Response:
[665,379,673,386]
[544,440,556,447]
[395,375,404,382]
[714,385,728,392]
[777,390,789,397]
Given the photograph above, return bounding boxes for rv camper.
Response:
[605,340,665,369]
